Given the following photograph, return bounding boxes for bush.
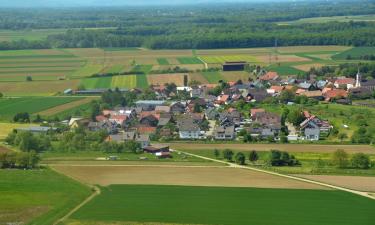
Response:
[223,149,234,161]
[351,153,371,169]
[267,150,300,167]
[235,152,246,165]
[332,149,349,168]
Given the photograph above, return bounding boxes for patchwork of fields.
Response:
[0,45,374,95]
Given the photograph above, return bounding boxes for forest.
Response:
[1,0,375,49]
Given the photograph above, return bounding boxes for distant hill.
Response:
[1,0,294,8]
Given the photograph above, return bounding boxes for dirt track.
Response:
[52,165,327,190]
[167,143,375,154]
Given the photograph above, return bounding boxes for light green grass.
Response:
[0,97,83,121]
[111,75,137,89]
[71,185,375,225]
[177,57,202,64]
[201,71,224,83]
[105,64,125,73]
[333,47,375,60]
[0,169,91,225]
[0,29,67,42]
[70,63,103,78]
[266,64,305,75]
[201,55,258,64]
[131,65,153,74]
[136,74,149,89]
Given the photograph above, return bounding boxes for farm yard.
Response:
[0,45,373,95]
[66,184,375,225]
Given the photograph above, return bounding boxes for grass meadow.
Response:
[0,97,83,121]
[70,184,375,225]
[0,169,91,225]
[177,57,203,64]
[201,71,224,83]
[333,47,375,60]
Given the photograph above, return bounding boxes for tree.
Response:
[13,112,30,123]
[214,149,220,158]
[235,152,246,165]
[338,133,348,142]
[26,75,32,81]
[90,101,101,121]
[332,149,349,168]
[223,149,234,161]
[351,153,371,169]
[287,109,304,126]
[0,92,3,98]
[248,150,259,163]
[279,90,295,103]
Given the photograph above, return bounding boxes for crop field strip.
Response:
[0,97,84,120]
[37,98,95,116]
[200,55,258,64]
[157,58,170,65]
[70,184,375,225]
[111,75,137,89]
[201,71,224,83]
[177,57,203,64]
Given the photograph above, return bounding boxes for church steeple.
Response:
[355,68,361,88]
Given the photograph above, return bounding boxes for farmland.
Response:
[333,47,375,60]
[68,185,375,225]
[279,14,375,25]
[37,97,95,116]
[0,169,90,225]
[0,45,371,95]
[0,122,38,139]
[0,97,84,121]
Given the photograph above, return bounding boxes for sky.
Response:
[0,0,295,8]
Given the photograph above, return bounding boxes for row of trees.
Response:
[332,149,372,169]
[0,151,40,169]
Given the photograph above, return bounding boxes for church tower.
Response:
[355,68,361,88]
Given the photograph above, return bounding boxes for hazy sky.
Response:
[1,0,295,8]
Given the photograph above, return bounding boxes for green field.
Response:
[333,47,375,60]
[80,77,112,89]
[177,57,203,64]
[157,58,170,65]
[0,97,83,121]
[131,64,153,74]
[0,29,67,42]
[0,169,90,225]
[202,71,224,83]
[71,185,375,225]
[266,63,305,75]
[111,75,137,89]
[136,74,149,89]
[105,64,125,73]
[201,55,258,64]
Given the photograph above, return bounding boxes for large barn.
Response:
[222,61,247,71]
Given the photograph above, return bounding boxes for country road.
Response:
[173,149,375,200]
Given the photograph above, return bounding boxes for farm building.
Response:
[222,61,247,71]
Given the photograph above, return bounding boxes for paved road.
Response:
[173,149,375,200]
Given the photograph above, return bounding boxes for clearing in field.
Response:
[0,169,90,225]
[147,74,186,86]
[70,184,375,225]
[177,57,202,64]
[37,98,95,117]
[297,175,375,192]
[0,97,83,121]
[111,75,137,89]
[167,143,375,154]
[51,165,325,189]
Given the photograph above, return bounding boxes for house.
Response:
[300,90,324,100]
[109,115,128,127]
[267,86,284,94]
[253,112,282,137]
[205,107,219,120]
[324,89,348,101]
[135,100,165,111]
[139,112,160,127]
[247,88,269,102]
[155,106,170,113]
[137,126,157,135]
[300,112,332,141]
[334,78,355,90]
[157,114,172,127]
[250,108,265,119]
[143,145,170,154]
[135,134,150,148]
[69,118,90,128]
[216,94,230,105]
[107,132,150,148]
[190,87,204,98]
[361,79,375,91]
[222,61,247,71]
[170,102,186,114]
[259,72,279,81]
[177,117,201,139]
[214,125,235,140]
[298,81,313,90]
[219,109,241,127]
[87,121,117,134]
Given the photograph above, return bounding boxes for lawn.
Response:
[177,57,203,64]
[201,71,224,83]
[70,185,375,225]
[111,75,137,89]
[0,169,91,225]
[157,58,170,65]
[333,47,375,60]
[0,97,83,121]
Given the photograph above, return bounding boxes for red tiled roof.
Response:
[137,126,157,134]
[250,108,265,116]
[260,72,279,81]
[324,89,348,99]
[335,78,355,85]
[270,86,284,92]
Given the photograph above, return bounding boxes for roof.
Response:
[135,100,165,105]
[251,108,265,116]
[324,89,348,99]
[260,72,279,81]
[335,78,355,85]
[178,117,200,132]
[155,105,170,113]
[300,90,323,98]
[135,134,150,142]
[17,126,56,132]
[298,82,312,89]
[270,86,284,92]
[137,126,157,134]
